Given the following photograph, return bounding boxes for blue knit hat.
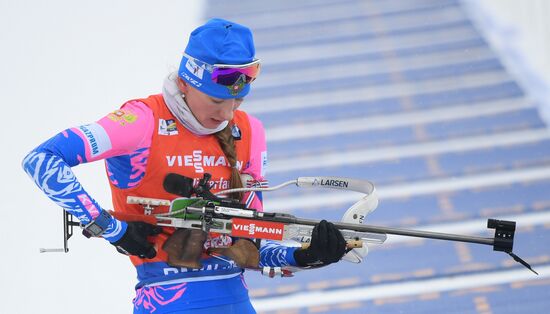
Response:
[178,18,256,99]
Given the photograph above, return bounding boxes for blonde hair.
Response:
[215,124,244,201]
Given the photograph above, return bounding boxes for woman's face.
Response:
[177,78,243,129]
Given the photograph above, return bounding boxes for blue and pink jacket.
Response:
[22,94,298,312]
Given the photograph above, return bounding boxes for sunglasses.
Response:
[183,53,261,88]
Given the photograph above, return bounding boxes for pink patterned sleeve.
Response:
[242,114,268,211]
[71,101,154,162]
[22,100,154,242]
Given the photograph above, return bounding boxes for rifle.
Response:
[40,173,538,276]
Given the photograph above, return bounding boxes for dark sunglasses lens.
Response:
[215,72,254,86]
[212,65,260,86]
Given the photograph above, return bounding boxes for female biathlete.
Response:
[23,19,346,313]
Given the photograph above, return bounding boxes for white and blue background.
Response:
[2,0,550,313]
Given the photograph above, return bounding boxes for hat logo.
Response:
[227,73,247,96]
[185,58,204,79]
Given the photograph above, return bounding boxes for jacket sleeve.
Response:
[21,101,154,242]
[242,114,301,267]
[241,114,268,210]
[259,240,301,267]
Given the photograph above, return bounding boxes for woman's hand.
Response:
[111,221,163,259]
[294,220,347,267]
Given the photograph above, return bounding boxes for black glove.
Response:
[294,220,347,267]
[111,221,163,259]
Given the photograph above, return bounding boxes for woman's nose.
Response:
[218,99,236,120]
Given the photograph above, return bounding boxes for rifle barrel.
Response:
[285,216,495,246]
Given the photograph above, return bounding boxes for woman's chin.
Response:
[203,119,225,129]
